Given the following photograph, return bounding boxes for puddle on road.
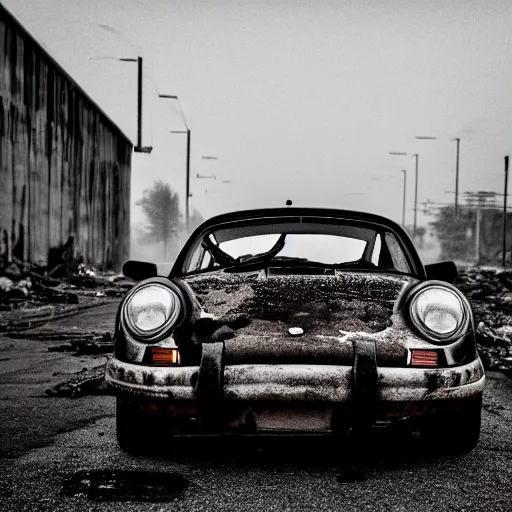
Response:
[61,470,190,502]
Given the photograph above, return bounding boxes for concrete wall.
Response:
[0,4,132,270]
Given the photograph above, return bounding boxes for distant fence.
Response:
[0,4,132,270]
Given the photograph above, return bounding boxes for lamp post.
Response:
[90,55,152,152]
[159,94,191,230]
[94,24,151,153]
[388,152,411,232]
[415,136,461,217]
[119,57,152,153]
[401,169,407,228]
[413,154,419,237]
[170,129,191,231]
[374,167,407,227]
[504,156,510,267]
[452,137,460,218]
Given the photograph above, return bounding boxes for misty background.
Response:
[4,0,511,264]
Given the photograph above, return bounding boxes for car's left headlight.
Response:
[121,280,185,343]
[408,284,470,343]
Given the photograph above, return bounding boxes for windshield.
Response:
[183,219,412,275]
[220,234,366,265]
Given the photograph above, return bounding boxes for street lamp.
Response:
[504,156,510,267]
[373,168,406,227]
[388,151,415,233]
[401,169,407,228]
[453,137,460,218]
[415,136,461,217]
[94,24,151,153]
[89,55,152,153]
[159,94,191,230]
[413,153,419,237]
[119,57,152,153]
[170,129,191,230]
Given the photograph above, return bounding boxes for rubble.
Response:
[45,363,112,398]
[455,267,512,372]
[7,328,115,355]
[0,258,134,331]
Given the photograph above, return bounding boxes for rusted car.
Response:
[106,207,485,455]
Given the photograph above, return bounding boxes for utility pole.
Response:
[388,152,409,230]
[454,138,460,218]
[415,135,461,218]
[137,56,142,149]
[169,129,191,231]
[186,129,191,231]
[120,56,152,153]
[475,206,481,265]
[401,169,407,228]
[504,155,510,267]
[413,154,419,238]
[160,94,191,230]
[169,129,191,230]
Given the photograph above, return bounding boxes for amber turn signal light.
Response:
[411,349,438,367]
[151,348,179,366]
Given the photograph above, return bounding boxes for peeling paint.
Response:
[178,271,410,364]
[105,357,485,411]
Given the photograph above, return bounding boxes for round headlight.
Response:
[123,283,183,341]
[409,285,468,343]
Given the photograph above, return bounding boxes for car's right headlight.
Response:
[121,280,185,343]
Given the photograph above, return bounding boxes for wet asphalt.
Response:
[1,303,512,511]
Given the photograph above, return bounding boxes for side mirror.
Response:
[122,260,158,281]
[424,261,457,284]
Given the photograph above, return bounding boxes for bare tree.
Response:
[188,208,205,233]
[136,181,182,260]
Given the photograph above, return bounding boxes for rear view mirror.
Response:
[122,260,158,282]
[424,261,457,284]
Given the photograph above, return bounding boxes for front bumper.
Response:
[105,356,485,408]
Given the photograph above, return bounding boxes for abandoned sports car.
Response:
[105,207,485,455]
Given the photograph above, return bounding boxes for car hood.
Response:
[182,269,415,336]
[177,269,418,365]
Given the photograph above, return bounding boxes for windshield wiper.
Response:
[203,237,236,267]
[269,257,376,269]
[224,234,287,269]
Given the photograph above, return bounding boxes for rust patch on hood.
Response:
[183,271,411,337]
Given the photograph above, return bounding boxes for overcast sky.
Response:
[4,0,512,229]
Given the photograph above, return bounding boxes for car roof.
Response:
[174,207,426,278]
[197,207,405,229]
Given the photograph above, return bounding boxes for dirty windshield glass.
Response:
[220,234,366,264]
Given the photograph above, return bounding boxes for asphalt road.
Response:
[1,303,512,511]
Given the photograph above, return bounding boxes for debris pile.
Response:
[0,258,133,331]
[51,332,114,355]
[45,364,111,398]
[456,267,512,371]
[5,328,114,355]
